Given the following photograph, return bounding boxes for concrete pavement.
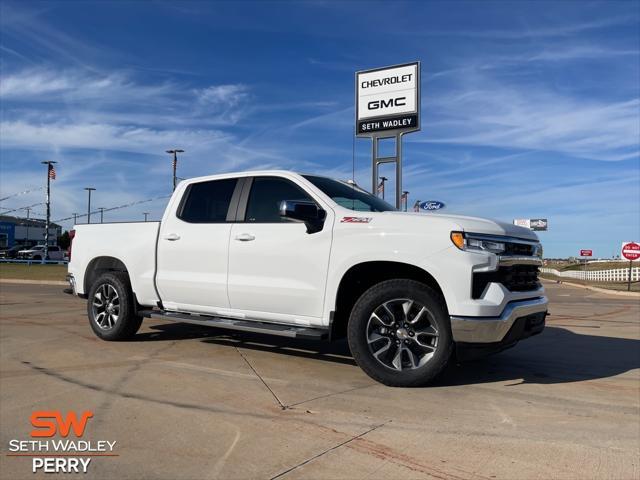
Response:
[0,281,638,479]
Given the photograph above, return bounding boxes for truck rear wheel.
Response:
[347,279,453,387]
[87,272,142,341]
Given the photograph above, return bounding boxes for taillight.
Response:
[68,229,76,261]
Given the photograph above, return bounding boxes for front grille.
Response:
[504,242,535,256]
[472,265,540,299]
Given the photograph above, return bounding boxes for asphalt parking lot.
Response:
[0,281,638,480]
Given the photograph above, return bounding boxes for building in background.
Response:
[0,216,62,248]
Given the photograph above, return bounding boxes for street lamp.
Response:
[98,207,105,224]
[84,187,96,224]
[25,206,31,245]
[166,149,184,191]
[72,213,78,225]
[143,212,149,222]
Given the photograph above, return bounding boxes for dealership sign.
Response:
[621,242,640,261]
[356,62,420,136]
[580,249,593,257]
[529,218,548,231]
[420,201,445,211]
[513,218,548,231]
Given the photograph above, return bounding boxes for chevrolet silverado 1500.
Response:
[67,171,547,386]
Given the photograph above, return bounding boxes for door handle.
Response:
[163,233,181,241]
[234,233,255,242]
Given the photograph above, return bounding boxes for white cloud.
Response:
[526,45,640,62]
[416,15,638,40]
[0,68,250,126]
[0,68,176,102]
[0,121,229,154]
[196,84,248,107]
[417,72,640,162]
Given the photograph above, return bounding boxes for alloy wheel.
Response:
[366,298,439,371]
[91,283,120,330]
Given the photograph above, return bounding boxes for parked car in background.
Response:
[17,245,65,261]
[0,245,23,259]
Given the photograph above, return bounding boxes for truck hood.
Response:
[380,211,539,241]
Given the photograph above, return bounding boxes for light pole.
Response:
[166,149,184,191]
[98,207,105,224]
[84,187,96,224]
[41,160,57,260]
[402,191,409,212]
[25,207,31,246]
[72,213,78,225]
[143,212,149,222]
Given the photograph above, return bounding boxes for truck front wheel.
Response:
[347,279,453,387]
[87,272,142,341]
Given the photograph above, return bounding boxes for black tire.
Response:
[87,272,143,341]
[347,279,453,387]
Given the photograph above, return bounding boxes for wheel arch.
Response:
[331,261,448,340]
[84,256,131,294]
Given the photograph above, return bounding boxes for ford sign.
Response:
[420,201,445,211]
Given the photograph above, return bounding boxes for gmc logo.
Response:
[368,97,406,110]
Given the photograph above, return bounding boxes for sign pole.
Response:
[371,137,378,195]
[369,133,404,208]
[395,133,403,209]
[628,260,632,291]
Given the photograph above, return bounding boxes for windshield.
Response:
[303,175,396,212]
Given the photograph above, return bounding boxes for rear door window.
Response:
[178,178,238,223]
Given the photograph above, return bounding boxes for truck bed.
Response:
[68,222,161,306]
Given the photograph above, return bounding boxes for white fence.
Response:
[540,267,640,282]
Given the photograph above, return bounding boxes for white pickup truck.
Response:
[67,171,547,387]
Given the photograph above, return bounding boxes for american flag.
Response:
[172,157,177,169]
[413,200,421,212]
[377,180,384,194]
[48,163,56,180]
[401,191,408,210]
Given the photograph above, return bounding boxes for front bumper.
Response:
[450,296,548,343]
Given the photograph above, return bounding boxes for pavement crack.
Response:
[286,384,376,409]
[235,346,286,410]
[269,421,390,480]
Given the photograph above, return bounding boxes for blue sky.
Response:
[0,0,638,258]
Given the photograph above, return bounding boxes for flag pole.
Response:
[41,161,57,262]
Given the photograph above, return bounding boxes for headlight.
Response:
[450,232,506,254]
